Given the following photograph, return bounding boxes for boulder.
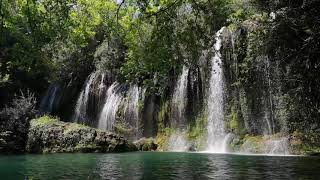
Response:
[134,138,158,151]
[26,116,137,153]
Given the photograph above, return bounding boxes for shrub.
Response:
[0,90,37,153]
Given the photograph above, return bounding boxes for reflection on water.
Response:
[0,152,319,180]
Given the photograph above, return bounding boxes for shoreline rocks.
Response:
[26,116,137,153]
[134,138,158,151]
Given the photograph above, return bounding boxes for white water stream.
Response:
[206,27,227,153]
[98,82,123,131]
[74,72,97,123]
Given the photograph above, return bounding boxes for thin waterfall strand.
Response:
[74,72,97,123]
[124,85,141,138]
[171,66,189,128]
[40,84,59,114]
[98,82,123,131]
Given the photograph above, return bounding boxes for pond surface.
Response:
[0,152,319,179]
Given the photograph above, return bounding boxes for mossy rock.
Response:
[26,116,137,153]
[134,138,158,151]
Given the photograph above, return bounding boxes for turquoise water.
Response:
[0,152,319,179]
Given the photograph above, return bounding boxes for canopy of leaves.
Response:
[1,0,233,95]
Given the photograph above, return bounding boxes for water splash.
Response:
[240,135,289,155]
[206,27,227,153]
[171,66,189,128]
[73,72,97,123]
[265,137,289,155]
[98,82,123,131]
[168,131,190,152]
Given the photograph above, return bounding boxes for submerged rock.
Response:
[134,138,158,151]
[26,116,137,153]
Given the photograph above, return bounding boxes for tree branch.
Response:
[145,0,181,19]
[116,0,125,25]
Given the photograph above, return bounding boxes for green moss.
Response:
[135,138,157,151]
[31,116,58,127]
[157,100,169,132]
[64,123,90,134]
[114,123,134,137]
[240,135,265,153]
[32,116,93,135]
[187,114,206,140]
[74,144,97,152]
[186,113,207,150]
[137,100,144,112]
[226,107,238,132]
[155,128,172,151]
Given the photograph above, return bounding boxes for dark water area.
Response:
[0,152,319,180]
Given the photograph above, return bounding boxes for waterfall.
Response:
[73,72,97,123]
[98,82,123,131]
[40,84,60,114]
[167,66,190,151]
[262,56,289,155]
[260,56,275,135]
[206,27,227,153]
[171,66,189,128]
[124,85,142,139]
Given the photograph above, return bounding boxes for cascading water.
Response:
[168,66,191,151]
[206,27,227,153]
[124,85,142,139]
[261,56,289,155]
[255,55,275,135]
[171,66,189,128]
[98,82,123,131]
[40,84,60,114]
[73,72,97,123]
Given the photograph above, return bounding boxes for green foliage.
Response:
[1,0,234,97]
[2,0,319,151]
[227,109,238,132]
[290,130,320,155]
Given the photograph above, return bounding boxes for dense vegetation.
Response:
[0,0,319,153]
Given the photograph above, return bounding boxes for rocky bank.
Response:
[26,116,137,153]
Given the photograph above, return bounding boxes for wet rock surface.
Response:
[134,138,158,151]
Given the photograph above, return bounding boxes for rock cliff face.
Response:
[26,116,137,153]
